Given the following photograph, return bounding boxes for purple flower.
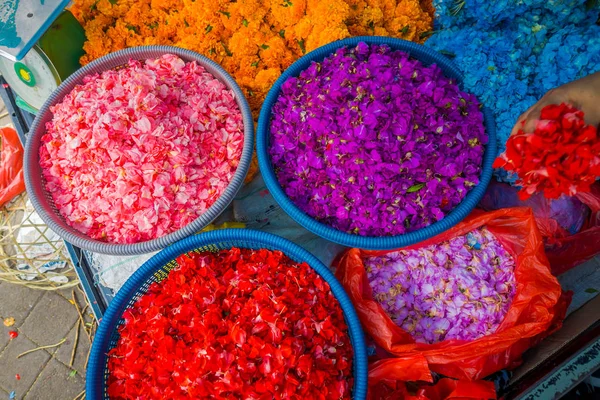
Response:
[269,43,487,236]
[365,227,517,344]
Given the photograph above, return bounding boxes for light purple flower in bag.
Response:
[365,227,516,344]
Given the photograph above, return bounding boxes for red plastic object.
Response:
[480,181,600,275]
[368,377,497,400]
[547,183,600,275]
[0,127,25,207]
[335,208,571,381]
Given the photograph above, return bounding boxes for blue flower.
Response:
[426,0,600,184]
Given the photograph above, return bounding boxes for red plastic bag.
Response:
[545,184,600,275]
[368,377,497,400]
[366,346,497,399]
[480,181,600,275]
[0,127,25,207]
[335,208,571,381]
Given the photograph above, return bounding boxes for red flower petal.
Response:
[107,248,353,399]
[497,103,600,199]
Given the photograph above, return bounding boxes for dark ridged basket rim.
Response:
[24,45,254,255]
[256,36,496,250]
[86,229,368,399]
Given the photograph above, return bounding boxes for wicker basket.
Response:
[257,36,496,250]
[0,193,77,290]
[24,46,254,255]
[86,229,368,399]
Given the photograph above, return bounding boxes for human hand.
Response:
[510,71,600,137]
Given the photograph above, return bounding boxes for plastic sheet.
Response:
[230,173,346,267]
[335,208,571,381]
[90,251,159,292]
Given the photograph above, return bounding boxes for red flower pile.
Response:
[494,103,600,200]
[106,248,353,399]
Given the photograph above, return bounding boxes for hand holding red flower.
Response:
[495,103,600,200]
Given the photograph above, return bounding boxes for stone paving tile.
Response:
[0,325,12,358]
[54,321,92,376]
[0,283,13,353]
[0,335,50,397]
[0,281,44,329]
[24,359,85,400]
[56,289,92,322]
[19,292,78,346]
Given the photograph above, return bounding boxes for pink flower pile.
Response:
[40,54,244,243]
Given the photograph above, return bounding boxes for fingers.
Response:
[509,90,558,136]
[520,108,540,133]
[506,74,600,139]
[510,109,533,137]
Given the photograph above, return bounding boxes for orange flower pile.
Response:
[71,0,434,117]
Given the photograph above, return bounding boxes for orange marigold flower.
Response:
[73,0,433,117]
[268,0,307,29]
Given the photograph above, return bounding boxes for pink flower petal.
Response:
[40,54,244,243]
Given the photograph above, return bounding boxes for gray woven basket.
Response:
[24,46,254,255]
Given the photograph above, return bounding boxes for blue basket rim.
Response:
[23,45,254,255]
[86,229,368,400]
[256,36,496,250]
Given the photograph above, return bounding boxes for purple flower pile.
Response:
[269,42,487,236]
[366,228,516,344]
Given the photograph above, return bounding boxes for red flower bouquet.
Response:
[494,103,600,200]
[106,248,353,399]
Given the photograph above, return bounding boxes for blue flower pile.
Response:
[427,0,600,183]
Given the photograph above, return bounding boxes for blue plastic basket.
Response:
[24,46,254,255]
[257,36,497,250]
[86,229,368,399]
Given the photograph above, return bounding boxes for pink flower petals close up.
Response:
[40,54,244,244]
[366,227,517,344]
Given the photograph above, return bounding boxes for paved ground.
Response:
[0,282,92,400]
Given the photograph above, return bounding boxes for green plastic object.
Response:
[37,10,86,81]
[15,96,39,114]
